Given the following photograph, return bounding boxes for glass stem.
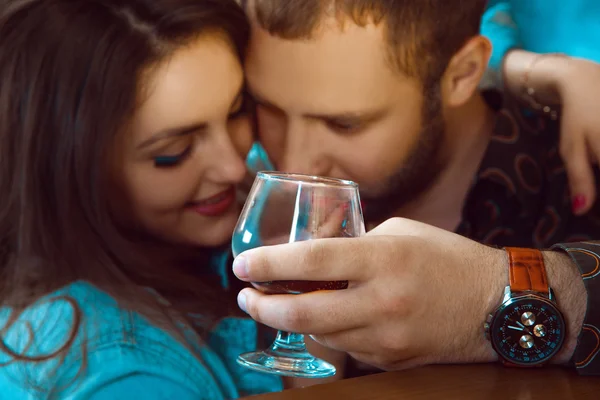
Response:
[265,330,314,360]
[273,331,306,352]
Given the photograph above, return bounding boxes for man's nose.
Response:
[278,120,330,176]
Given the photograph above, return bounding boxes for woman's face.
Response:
[117,35,251,248]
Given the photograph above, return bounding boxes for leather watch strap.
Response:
[505,247,549,294]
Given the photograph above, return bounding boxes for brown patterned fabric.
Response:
[552,242,600,375]
[456,91,600,247]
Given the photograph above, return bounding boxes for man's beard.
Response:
[360,84,447,223]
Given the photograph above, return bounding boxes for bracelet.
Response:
[520,52,566,120]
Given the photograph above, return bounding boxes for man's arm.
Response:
[233,218,592,372]
[501,51,600,214]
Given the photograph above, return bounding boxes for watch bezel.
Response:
[487,289,566,366]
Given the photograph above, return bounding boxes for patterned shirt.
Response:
[553,242,600,374]
[459,91,600,375]
[456,90,600,247]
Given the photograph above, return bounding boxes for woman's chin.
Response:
[196,235,232,249]
[188,221,238,250]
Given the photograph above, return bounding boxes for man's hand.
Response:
[233,218,587,370]
[233,218,509,370]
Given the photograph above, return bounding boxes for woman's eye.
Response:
[326,120,362,134]
[153,146,192,168]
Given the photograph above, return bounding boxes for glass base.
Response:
[237,350,336,378]
[236,330,336,378]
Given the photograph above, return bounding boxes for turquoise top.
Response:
[481,0,600,85]
[246,142,274,175]
[0,253,283,399]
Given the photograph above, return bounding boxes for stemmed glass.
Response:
[232,172,365,378]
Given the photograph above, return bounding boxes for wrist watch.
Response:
[484,247,566,366]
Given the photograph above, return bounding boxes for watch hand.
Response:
[507,325,524,332]
[514,321,534,335]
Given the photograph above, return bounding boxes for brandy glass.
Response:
[232,172,364,378]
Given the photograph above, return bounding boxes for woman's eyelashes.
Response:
[153,145,193,168]
[152,95,252,168]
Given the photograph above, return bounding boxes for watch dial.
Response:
[490,296,565,365]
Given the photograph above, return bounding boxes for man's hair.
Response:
[249,0,487,84]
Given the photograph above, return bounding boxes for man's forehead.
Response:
[245,22,411,115]
[243,0,384,37]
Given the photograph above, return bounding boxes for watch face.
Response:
[490,295,565,366]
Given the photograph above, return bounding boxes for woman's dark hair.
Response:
[0,0,249,375]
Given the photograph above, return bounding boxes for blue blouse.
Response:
[0,255,282,399]
[481,0,600,85]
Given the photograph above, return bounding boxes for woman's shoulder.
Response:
[0,281,237,399]
[0,281,172,356]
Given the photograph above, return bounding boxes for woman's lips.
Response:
[187,187,236,217]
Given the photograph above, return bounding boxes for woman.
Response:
[480,0,600,216]
[0,0,281,398]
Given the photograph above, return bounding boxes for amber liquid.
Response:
[253,280,349,294]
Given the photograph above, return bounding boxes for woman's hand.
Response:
[503,51,600,215]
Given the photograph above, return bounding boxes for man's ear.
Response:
[441,35,492,107]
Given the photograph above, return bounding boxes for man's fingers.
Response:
[233,237,375,282]
[309,328,376,354]
[238,287,368,334]
[368,217,441,237]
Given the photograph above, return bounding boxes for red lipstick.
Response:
[187,187,236,217]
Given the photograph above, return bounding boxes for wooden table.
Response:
[249,365,600,399]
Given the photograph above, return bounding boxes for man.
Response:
[243,0,600,243]
[236,0,600,375]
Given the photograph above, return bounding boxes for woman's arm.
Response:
[502,50,563,106]
[502,50,600,214]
